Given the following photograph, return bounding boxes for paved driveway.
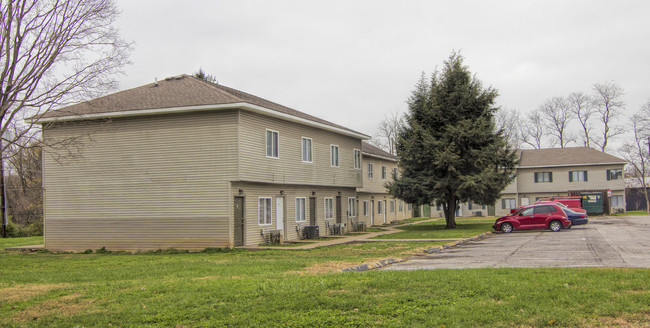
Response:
[383,216,650,270]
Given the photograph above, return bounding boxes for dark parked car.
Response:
[562,207,588,226]
[493,203,572,233]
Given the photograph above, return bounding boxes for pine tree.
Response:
[387,52,518,228]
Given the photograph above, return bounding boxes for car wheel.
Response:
[501,222,513,233]
[549,220,562,232]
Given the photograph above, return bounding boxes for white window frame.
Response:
[535,171,552,183]
[265,129,279,159]
[382,165,387,179]
[399,200,403,212]
[569,170,587,182]
[258,197,272,225]
[353,149,361,169]
[377,201,383,214]
[368,163,374,179]
[363,200,369,216]
[324,197,334,219]
[347,197,356,217]
[390,200,395,213]
[408,204,412,211]
[502,198,516,209]
[611,195,624,207]
[295,197,306,222]
[301,137,313,163]
[330,144,339,167]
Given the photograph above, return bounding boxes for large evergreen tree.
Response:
[388,52,517,228]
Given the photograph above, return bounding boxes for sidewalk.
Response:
[238,218,457,250]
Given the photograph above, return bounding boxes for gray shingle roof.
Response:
[361,141,397,161]
[40,74,368,137]
[518,147,626,167]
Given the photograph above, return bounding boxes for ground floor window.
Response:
[348,197,357,217]
[258,197,272,225]
[611,195,624,207]
[398,200,403,212]
[363,200,369,216]
[378,201,383,214]
[296,197,306,222]
[407,204,412,211]
[324,197,333,219]
[502,198,516,209]
[390,200,395,213]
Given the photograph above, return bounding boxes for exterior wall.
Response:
[238,111,362,188]
[230,181,357,245]
[42,111,238,251]
[356,192,413,226]
[516,164,626,194]
[428,202,489,218]
[358,155,398,193]
[494,190,626,217]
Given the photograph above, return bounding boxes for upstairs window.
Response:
[534,172,553,183]
[382,166,387,179]
[301,137,312,163]
[353,149,361,169]
[266,129,279,158]
[569,170,588,182]
[607,169,622,180]
[368,163,374,178]
[330,145,339,167]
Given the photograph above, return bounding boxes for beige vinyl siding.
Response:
[238,111,363,188]
[358,155,398,193]
[42,111,238,251]
[231,182,357,245]
[356,192,412,226]
[516,164,626,193]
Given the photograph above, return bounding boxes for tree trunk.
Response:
[444,195,457,229]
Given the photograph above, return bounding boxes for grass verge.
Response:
[0,243,647,327]
[0,236,43,249]
[610,210,650,216]
[371,219,494,239]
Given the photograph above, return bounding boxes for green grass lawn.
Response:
[372,219,495,240]
[0,236,43,249]
[611,210,650,216]
[0,241,648,327]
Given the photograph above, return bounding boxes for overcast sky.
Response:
[114,0,650,147]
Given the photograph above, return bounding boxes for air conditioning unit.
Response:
[473,211,484,217]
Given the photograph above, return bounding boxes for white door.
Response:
[276,197,284,235]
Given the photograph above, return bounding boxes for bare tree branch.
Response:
[592,81,625,152]
[373,109,404,155]
[539,96,575,148]
[519,109,544,149]
[494,107,521,149]
[618,102,650,213]
[567,92,595,148]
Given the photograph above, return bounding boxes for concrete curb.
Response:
[341,231,495,272]
[424,231,493,254]
[341,258,402,272]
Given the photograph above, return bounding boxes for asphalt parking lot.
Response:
[383,216,650,270]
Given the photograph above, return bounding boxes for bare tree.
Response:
[519,109,545,149]
[1,0,131,237]
[592,81,625,152]
[373,109,404,155]
[494,107,521,149]
[539,96,575,148]
[619,103,650,214]
[567,92,595,148]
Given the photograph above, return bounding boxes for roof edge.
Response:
[362,152,398,162]
[34,102,371,140]
[518,162,627,169]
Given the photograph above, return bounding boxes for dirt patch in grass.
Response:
[0,283,71,303]
[12,293,95,323]
[291,261,360,274]
[581,312,650,327]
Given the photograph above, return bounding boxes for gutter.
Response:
[32,102,371,140]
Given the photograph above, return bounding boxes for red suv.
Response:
[493,203,572,233]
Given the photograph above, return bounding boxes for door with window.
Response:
[533,205,555,228]
[516,207,535,228]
